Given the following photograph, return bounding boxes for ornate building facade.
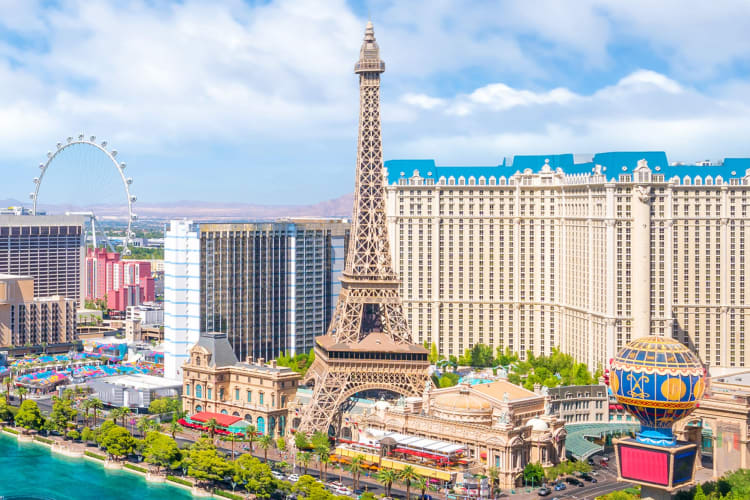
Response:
[182,332,300,437]
[340,380,566,489]
[386,155,750,372]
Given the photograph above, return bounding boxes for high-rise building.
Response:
[0,274,76,347]
[385,153,750,373]
[199,218,348,361]
[85,248,155,312]
[164,220,201,380]
[0,215,86,304]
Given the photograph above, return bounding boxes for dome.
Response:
[374,400,391,411]
[526,418,549,431]
[433,392,491,411]
[610,336,705,445]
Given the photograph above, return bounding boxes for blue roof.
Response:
[385,152,750,184]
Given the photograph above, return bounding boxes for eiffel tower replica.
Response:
[297,21,429,434]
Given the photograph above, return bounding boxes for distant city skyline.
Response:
[2,1,750,205]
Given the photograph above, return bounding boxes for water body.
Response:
[0,433,192,500]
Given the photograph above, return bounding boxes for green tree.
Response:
[204,417,219,440]
[49,396,78,435]
[398,465,420,500]
[143,431,182,473]
[428,343,439,364]
[137,416,158,437]
[438,372,460,388]
[258,434,274,462]
[16,386,28,403]
[522,462,544,487]
[169,418,182,440]
[318,450,331,483]
[414,475,428,500]
[185,438,233,489]
[89,398,103,427]
[294,431,310,450]
[348,454,365,491]
[81,426,94,443]
[2,376,11,395]
[67,429,80,440]
[377,469,396,497]
[14,399,44,432]
[294,475,331,500]
[101,425,136,461]
[276,436,287,453]
[298,451,312,475]
[694,483,707,500]
[245,425,259,452]
[0,396,14,423]
[487,467,500,495]
[311,430,330,450]
[233,453,277,498]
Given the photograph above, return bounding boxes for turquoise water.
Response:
[458,377,494,385]
[0,433,192,500]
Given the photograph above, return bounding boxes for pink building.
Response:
[85,248,155,312]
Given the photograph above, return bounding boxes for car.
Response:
[334,486,353,496]
[287,474,300,482]
[565,477,584,487]
[272,471,285,480]
[554,482,566,491]
[581,473,597,483]
[537,487,552,496]
[587,458,596,465]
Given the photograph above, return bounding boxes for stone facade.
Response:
[182,332,300,437]
[341,380,566,489]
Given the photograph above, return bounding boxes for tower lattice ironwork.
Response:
[296,22,429,435]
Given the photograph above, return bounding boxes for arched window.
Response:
[196,384,203,398]
[195,405,203,412]
[219,387,225,401]
[269,416,276,437]
[221,409,228,415]
[279,415,286,436]
[195,356,201,366]
[232,412,240,417]
[257,416,266,435]
[244,414,252,423]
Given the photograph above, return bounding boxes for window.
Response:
[247,390,252,403]
[196,384,203,398]
[186,383,191,397]
[219,388,224,401]
[235,388,240,400]
[281,395,287,407]
[207,388,213,400]
[259,392,265,405]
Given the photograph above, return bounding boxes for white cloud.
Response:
[401,93,446,110]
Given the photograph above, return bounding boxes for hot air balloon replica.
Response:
[609,336,706,499]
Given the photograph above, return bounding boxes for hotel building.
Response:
[85,248,155,312]
[164,218,348,378]
[385,152,750,373]
[0,215,86,304]
[182,331,300,437]
[198,219,348,361]
[0,274,76,347]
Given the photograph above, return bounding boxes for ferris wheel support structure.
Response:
[30,134,137,255]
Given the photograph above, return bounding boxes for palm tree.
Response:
[204,417,219,440]
[17,386,28,403]
[298,451,312,475]
[80,399,91,427]
[258,435,274,462]
[348,454,366,491]
[136,417,156,437]
[377,469,396,497]
[414,475,428,500]
[169,419,182,440]
[245,425,258,453]
[319,452,331,483]
[487,467,500,495]
[2,376,11,395]
[90,398,103,428]
[398,466,420,500]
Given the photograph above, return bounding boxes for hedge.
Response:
[3,427,18,435]
[215,490,243,500]
[85,451,106,460]
[34,436,53,444]
[124,463,148,473]
[166,476,192,487]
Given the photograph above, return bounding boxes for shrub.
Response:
[85,450,106,460]
[67,429,80,441]
[215,491,243,500]
[34,436,54,444]
[124,463,148,473]
[166,475,192,486]
[3,427,18,435]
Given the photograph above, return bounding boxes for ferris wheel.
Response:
[30,134,137,255]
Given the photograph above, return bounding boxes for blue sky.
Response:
[1,0,750,205]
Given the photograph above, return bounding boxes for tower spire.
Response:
[295,22,428,435]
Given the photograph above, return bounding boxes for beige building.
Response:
[182,332,301,437]
[675,370,750,480]
[385,154,750,372]
[342,380,566,489]
[0,274,76,347]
